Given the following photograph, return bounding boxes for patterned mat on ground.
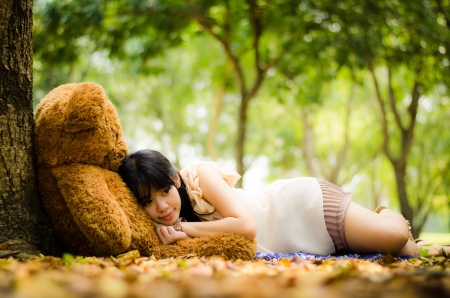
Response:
[255,251,413,261]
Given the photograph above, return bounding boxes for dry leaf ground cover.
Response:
[1,250,450,298]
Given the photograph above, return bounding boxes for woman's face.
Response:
[143,175,181,226]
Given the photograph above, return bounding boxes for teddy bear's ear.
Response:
[64,82,107,133]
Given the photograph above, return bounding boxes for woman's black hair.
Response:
[118,149,201,222]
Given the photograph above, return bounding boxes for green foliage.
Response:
[33,0,450,233]
[62,253,74,264]
[34,0,104,65]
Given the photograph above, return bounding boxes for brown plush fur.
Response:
[34,82,257,259]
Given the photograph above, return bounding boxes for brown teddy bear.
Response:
[34,82,257,259]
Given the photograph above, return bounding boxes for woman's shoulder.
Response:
[180,161,216,173]
[180,161,240,218]
[180,161,241,188]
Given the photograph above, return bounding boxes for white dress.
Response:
[180,162,336,255]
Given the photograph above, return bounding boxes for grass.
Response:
[418,232,450,244]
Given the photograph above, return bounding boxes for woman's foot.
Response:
[416,240,450,257]
[393,239,420,257]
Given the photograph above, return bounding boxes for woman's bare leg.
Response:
[394,239,420,257]
[343,202,419,256]
[415,240,450,257]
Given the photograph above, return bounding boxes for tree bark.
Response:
[0,0,61,255]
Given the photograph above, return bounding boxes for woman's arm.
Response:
[179,164,257,240]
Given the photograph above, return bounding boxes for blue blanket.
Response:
[255,251,413,261]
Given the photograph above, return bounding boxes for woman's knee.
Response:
[381,218,410,253]
[344,202,409,254]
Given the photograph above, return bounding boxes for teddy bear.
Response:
[34,82,257,259]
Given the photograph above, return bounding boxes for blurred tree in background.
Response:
[33,0,450,236]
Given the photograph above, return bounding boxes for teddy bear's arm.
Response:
[52,164,132,256]
[151,233,257,260]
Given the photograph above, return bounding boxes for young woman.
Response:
[118,149,424,257]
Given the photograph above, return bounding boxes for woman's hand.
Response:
[155,226,189,245]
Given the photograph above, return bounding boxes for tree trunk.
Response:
[190,1,269,188]
[206,84,225,161]
[393,163,415,237]
[235,96,249,188]
[368,59,422,237]
[0,0,61,256]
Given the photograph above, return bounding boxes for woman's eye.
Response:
[163,187,171,195]
[143,200,152,207]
